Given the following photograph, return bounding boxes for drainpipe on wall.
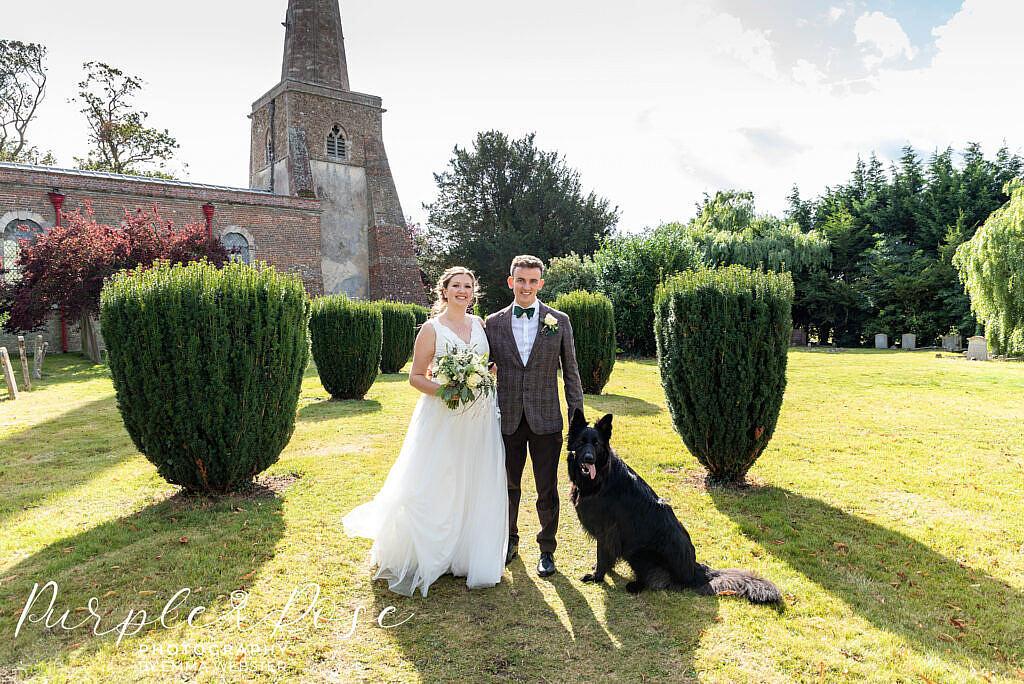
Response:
[202,203,215,239]
[48,191,67,351]
[268,98,276,194]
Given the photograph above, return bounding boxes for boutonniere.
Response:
[542,313,559,335]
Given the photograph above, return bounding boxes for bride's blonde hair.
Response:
[431,266,481,317]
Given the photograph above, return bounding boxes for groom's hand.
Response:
[488,362,497,377]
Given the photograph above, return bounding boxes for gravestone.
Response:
[17,336,30,390]
[790,328,807,346]
[1,347,18,400]
[967,336,988,361]
[941,334,962,352]
[901,333,916,350]
[33,335,44,379]
[875,333,888,349]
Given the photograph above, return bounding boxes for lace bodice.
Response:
[429,316,488,362]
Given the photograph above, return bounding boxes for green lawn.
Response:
[1,351,1022,682]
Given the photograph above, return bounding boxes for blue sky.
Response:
[4,0,1020,231]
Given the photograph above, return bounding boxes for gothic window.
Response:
[326,124,347,161]
[1,219,42,283]
[222,231,251,265]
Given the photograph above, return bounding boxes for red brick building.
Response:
[0,0,424,354]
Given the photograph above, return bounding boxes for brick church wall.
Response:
[0,163,324,352]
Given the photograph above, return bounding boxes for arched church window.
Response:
[326,124,347,161]
[222,231,251,265]
[1,219,43,283]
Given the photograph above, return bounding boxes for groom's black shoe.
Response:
[505,543,518,566]
[537,552,556,577]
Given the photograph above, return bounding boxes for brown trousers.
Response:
[504,415,562,553]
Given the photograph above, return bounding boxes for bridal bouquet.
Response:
[433,346,496,410]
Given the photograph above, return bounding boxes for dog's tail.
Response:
[693,564,782,605]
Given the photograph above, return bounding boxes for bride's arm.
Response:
[409,323,442,396]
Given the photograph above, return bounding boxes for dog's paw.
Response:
[581,573,602,583]
[625,581,645,594]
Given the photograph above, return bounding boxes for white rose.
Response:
[466,374,481,388]
[436,372,450,386]
[544,313,557,326]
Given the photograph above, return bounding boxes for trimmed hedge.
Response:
[100,260,309,493]
[655,266,793,484]
[310,295,382,399]
[553,290,615,394]
[379,301,417,373]
[409,304,430,329]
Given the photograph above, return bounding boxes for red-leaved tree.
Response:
[0,203,229,360]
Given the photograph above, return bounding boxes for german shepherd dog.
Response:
[567,410,782,604]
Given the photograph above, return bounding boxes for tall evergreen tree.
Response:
[423,131,618,314]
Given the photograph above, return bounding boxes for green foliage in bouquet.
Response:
[379,301,418,373]
[309,295,382,399]
[552,290,615,394]
[655,266,793,484]
[433,347,496,410]
[99,260,309,493]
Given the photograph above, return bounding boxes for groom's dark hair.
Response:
[510,254,544,276]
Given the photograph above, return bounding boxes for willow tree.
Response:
[953,180,1024,355]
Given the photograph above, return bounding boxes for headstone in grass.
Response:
[967,336,988,361]
[875,333,888,349]
[1,348,18,400]
[33,335,44,379]
[901,333,916,350]
[17,336,30,390]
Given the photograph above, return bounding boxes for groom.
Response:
[485,255,584,578]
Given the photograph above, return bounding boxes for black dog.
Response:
[567,410,782,604]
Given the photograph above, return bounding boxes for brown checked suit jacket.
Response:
[484,302,585,436]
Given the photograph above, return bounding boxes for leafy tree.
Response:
[594,224,701,356]
[72,61,180,178]
[0,40,53,164]
[0,204,228,360]
[422,131,618,314]
[953,180,1024,355]
[542,252,599,300]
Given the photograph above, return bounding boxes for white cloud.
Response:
[853,11,918,67]
[827,6,845,25]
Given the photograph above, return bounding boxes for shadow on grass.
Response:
[710,486,1023,675]
[0,396,136,528]
[367,555,715,681]
[584,393,662,416]
[296,399,382,422]
[0,489,285,675]
[18,354,109,388]
[374,373,410,384]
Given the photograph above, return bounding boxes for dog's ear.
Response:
[595,413,613,441]
[569,408,587,440]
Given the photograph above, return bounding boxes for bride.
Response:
[343,266,509,596]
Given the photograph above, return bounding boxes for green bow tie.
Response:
[513,305,534,319]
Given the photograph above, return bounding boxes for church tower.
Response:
[249,0,424,302]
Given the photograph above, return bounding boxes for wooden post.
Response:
[33,335,43,379]
[1,347,18,400]
[17,336,31,390]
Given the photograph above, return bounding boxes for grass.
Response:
[0,350,1022,682]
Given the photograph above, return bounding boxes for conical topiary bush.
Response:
[655,266,793,484]
[552,290,616,394]
[100,260,310,493]
[309,295,382,399]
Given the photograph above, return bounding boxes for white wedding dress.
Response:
[343,316,509,597]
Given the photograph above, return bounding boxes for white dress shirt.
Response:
[512,299,540,366]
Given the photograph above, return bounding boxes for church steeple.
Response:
[281,0,351,91]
